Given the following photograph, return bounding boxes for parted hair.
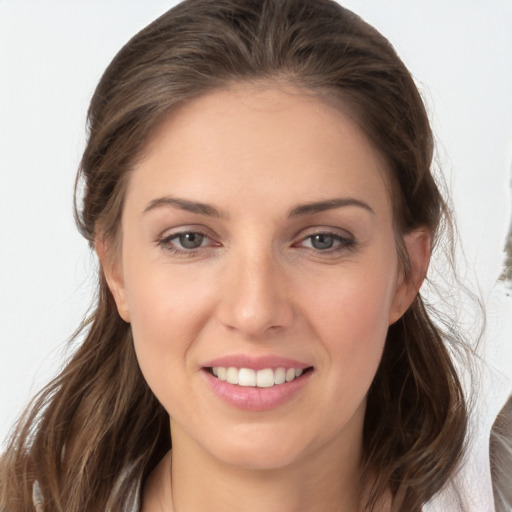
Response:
[0,1,468,511]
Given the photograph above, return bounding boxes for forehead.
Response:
[128,82,392,219]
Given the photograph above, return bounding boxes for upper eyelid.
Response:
[295,233,354,248]
[161,231,216,247]
[158,225,217,239]
[293,226,355,241]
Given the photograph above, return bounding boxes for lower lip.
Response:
[203,369,312,411]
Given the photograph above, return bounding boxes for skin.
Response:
[101,82,429,512]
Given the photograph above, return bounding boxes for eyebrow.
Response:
[143,196,226,218]
[143,195,374,219]
[288,198,375,217]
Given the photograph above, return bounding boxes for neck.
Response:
[166,424,364,512]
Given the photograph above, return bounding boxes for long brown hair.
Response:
[0,1,468,510]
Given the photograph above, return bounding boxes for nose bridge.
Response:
[218,239,292,337]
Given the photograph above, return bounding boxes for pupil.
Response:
[179,233,203,249]
[312,234,334,250]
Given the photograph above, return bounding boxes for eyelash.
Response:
[295,231,357,254]
[157,230,217,256]
[156,229,357,257]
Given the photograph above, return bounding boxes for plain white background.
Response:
[1,2,511,510]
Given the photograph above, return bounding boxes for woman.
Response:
[0,0,474,510]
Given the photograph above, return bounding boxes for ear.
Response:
[389,228,431,324]
[95,238,131,323]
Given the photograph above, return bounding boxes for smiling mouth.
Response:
[206,366,313,388]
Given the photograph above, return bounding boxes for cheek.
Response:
[307,262,395,336]
[122,258,216,402]
[124,239,213,335]
[302,262,397,387]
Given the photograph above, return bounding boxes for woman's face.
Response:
[104,82,423,471]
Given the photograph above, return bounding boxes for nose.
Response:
[216,248,294,338]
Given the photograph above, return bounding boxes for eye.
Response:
[308,233,336,250]
[157,229,218,255]
[297,231,356,253]
[175,232,206,249]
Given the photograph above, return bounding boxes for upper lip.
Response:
[202,354,311,371]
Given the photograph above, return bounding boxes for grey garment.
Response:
[32,480,141,512]
[32,481,43,512]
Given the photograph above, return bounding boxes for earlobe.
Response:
[389,228,431,324]
[95,238,131,323]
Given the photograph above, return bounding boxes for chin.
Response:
[217,444,305,471]
[203,424,312,471]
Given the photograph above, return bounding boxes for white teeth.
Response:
[256,368,274,388]
[285,368,296,382]
[226,367,239,385]
[211,366,307,387]
[238,368,256,387]
[274,367,286,385]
